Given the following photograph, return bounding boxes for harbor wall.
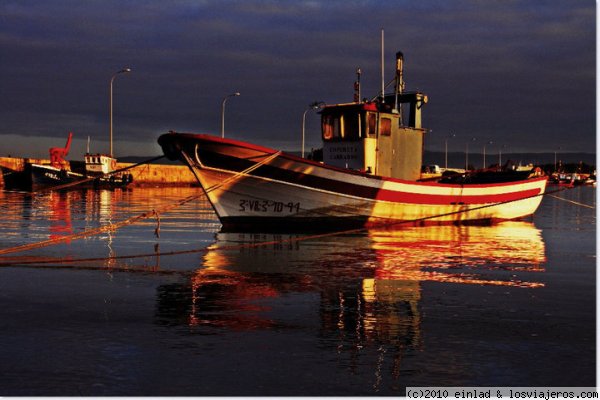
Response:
[118,161,197,187]
[0,157,197,188]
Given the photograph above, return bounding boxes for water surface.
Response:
[0,186,595,395]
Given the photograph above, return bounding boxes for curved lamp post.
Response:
[109,67,132,158]
[221,92,240,138]
[301,101,325,158]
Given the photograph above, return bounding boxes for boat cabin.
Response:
[320,52,428,181]
[84,153,117,175]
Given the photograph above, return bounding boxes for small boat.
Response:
[158,51,547,232]
[29,132,133,190]
[548,172,575,187]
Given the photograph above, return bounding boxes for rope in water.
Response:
[0,151,282,257]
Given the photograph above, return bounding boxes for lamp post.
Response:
[483,140,492,169]
[109,67,131,158]
[445,133,455,170]
[499,144,507,166]
[302,101,325,158]
[221,92,240,138]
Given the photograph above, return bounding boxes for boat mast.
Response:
[380,29,385,104]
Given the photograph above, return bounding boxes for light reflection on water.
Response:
[0,186,595,395]
[149,219,552,393]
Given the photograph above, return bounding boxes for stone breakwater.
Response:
[0,157,197,188]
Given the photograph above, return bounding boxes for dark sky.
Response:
[0,0,595,159]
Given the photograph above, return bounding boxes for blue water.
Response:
[0,185,595,395]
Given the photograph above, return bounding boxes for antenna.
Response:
[381,28,385,103]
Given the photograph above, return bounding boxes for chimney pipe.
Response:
[354,67,361,102]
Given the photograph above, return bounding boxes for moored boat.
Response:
[30,153,133,190]
[158,51,547,232]
[29,132,133,190]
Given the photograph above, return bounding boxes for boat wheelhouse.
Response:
[84,153,118,176]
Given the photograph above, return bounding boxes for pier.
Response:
[0,156,197,189]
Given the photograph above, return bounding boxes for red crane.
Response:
[49,132,73,169]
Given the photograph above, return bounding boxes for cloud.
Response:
[0,0,595,157]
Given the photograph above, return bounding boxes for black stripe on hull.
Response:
[220,216,370,233]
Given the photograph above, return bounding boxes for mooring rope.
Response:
[0,151,282,257]
[546,193,595,209]
[0,194,201,256]
[179,148,282,193]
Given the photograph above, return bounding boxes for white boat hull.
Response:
[159,133,547,231]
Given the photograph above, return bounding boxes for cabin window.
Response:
[380,117,391,136]
[342,114,360,140]
[323,111,364,141]
[366,112,377,136]
[322,114,341,141]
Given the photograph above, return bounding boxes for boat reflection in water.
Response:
[368,223,546,286]
[155,222,546,384]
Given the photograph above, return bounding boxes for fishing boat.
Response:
[29,132,133,190]
[158,51,547,232]
[30,153,133,190]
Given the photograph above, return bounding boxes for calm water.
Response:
[0,185,595,395]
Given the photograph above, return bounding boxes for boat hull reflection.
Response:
[155,222,545,389]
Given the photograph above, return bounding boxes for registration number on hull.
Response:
[239,199,300,214]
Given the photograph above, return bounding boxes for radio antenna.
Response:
[381,28,385,103]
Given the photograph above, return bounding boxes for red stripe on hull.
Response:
[373,187,543,205]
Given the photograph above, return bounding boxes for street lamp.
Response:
[109,67,131,158]
[302,101,325,158]
[483,140,492,169]
[221,92,241,138]
[445,133,455,170]
[499,144,507,166]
